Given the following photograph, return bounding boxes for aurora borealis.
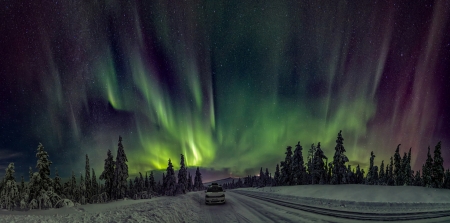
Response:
[1,0,449,181]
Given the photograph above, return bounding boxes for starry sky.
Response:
[1,0,450,182]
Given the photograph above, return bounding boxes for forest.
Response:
[0,131,449,211]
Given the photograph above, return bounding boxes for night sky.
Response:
[1,1,450,182]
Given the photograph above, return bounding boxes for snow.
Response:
[0,185,449,222]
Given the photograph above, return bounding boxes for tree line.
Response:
[0,136,205,211]
[222,130,450,190]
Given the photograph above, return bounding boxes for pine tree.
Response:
[193,167,203,191]
[404,148,412,186]
[80,174,86,204]
[393,144,402,186]
[414,170,422,186]
[274,164,280,186]
[71,171,77,199]
[1,163,19,210]
[388,156,394,186]
[422,146,433,188]
[331,130,348,184]
[149,171,156,192]
[281,146,293,185]
[20,175,25,195]
[265,168,270,186]
[36,143,53,192]
[401,152,408,186]
[145,172,149,191]
[187,172,192,191]
[128,179,134,198]
[366,151,376,185]
[177,154,188,194]
[443,169,450,189]
[113,136,129,199]
[355,164,362,184]
[92,168,98,198]
[379,160,385,185]
[292,141,306,185]
[99,149,115,200]
[85,154,91,203]
[432,141,444,188]
[312,142,327,185]
[53,168,62,195]
[165,159,176,196]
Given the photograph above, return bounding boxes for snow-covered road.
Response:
[1,190,450,222]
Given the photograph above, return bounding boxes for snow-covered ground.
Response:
[1,185,449,222]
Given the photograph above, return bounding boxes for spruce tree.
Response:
[85,154,91,203]
[432,141,444,188]
[265,168,270,186]
[393,144,402,186]
[145,172,149,191]
[165,159,176,196]
[194,167,203,191]
[292,141,306,185]
[388,156,394,186]
[414,170,422,186]
[281,146,293,185]
[71,171,77,199]
[404,148,412,186]
[177,154,188,194]
[274,164,280,186]
[80,174,86,204]
[187,172,192,191]
[443,169,450,189]
[366,151,376,185]
[422,147,433,188]
[1,163,19,210]
[99,149,115,200]
[114,136,129,199]
[92,168,98,198]
[53,168,62,195]
[379,160,385,185]
[36,143,53,191]
[149,171,155,192]
[312,142,327,184]
[401,152,408,186]
[331,130,348,184]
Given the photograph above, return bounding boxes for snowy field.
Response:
[1,185,450,222]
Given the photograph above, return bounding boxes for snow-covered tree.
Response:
[1,163,19,210]
[422,146,433,188]
[312,142,327,184]
[79,174,86,205]
[187,172,193,191]
[387,156,394,186]
[274,164,280,186]
[145,172,149,191]
[432,141,444,188]
[149,171,156,192]
[85,154,91,203]
[53,168,62,196]
[91,168,98,199]
[99,149,115,200]
[414,170,422,186]
[36,143,53,192]
[403,148,412,186]
[379,160,385,185]
[280,146,293,185]
[177,154,188,194]
[331,130,348,184]
[366,151,376,185]
[164,159,177,196]
[193,167,203,191]
[114,136,129,199]
[393,144,402,186]
[443,169,450,189]
[292,141,306,185]
[355,164,363,184]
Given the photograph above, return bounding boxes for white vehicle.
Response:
[205,183,225,204]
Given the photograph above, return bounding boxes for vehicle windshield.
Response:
[207,186,223,192]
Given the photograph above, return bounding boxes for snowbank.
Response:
[238,184,450,203]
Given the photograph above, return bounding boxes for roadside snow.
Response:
[235,185,450,213]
